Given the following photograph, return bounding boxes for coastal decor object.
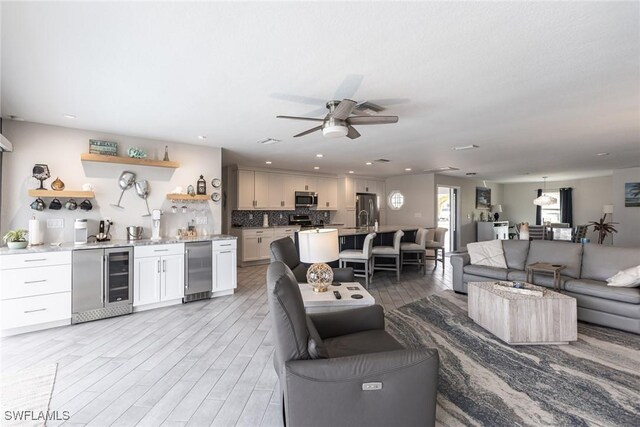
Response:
[51,177,65,191]
[89,139,118,156]
[211,192,221,202]
[163,145,170,161]
[135,180,152,216]
[197,175,206,195]
[475,186,491,209]
[187,185,196,197]
[110,171,137,209]
[32,164,50,190]
[624,182,640,207]
[211,178,221,188]
[127,147,147,159]
[3,228,28,249]
[588,214,618,244]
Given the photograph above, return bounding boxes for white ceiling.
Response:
[1,1,639,183]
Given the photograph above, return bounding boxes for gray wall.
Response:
[2,121,222,242]
[384,173,436,227]
[612,167,640,247]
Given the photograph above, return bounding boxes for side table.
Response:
[526,262,566,291]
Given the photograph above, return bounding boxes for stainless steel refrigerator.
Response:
[356,193,379,227]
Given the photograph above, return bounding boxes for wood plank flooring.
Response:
[0,259,452,426]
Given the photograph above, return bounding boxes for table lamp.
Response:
[492,204,503,221]
[298,229,339,293]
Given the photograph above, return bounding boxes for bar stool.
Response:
[425,227,447,268]
[372,230,404,282]
[338,232,376,288]
[400,228,427,275]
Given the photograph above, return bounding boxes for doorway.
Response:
[437,186,459,253]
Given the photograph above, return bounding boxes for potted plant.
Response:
[588,215,618,244]
[3,229,29,249]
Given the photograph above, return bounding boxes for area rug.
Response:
[386,293,640,427]
[0,364,58,427]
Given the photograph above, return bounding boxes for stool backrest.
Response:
[393,230,405,251]
[425,228,436,242]
[434,227,448,245]
[363,233,377,257]
[415,228,427,248]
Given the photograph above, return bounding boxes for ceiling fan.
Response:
[276,99,399,139]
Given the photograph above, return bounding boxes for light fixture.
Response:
[365,162,372,165]
[63,114,76,119]
[348,171,354,174]
[452,144,479,151]
[322,124,348,138]
[313,166,320,170]
[533,177,558,206]
[316,154,324,158]
[405,168,412,171]
[257,138,281,145]
[198,135,207,140]
[265,161,272,165]
[298,229,340,293]
[491,204,503,221]
[597,152,609,156]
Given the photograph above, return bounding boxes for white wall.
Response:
[1,121,222,242]
[612,167,640,247]
[384,173,436,227]
[502,175,613,242]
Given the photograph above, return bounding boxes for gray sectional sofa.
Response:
[451,240,640,334]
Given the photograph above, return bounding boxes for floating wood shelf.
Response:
[81,153,180,168]
[28,189,95,198]
[166,194,210,201]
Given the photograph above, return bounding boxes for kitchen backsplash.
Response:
[232,209,333,227]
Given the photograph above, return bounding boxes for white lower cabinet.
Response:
[0,251,72,336]
[213,239,237,294]
[133,244,185,310]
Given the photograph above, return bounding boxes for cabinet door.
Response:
[345,177,356,209]
[317,178,337,210]
[304,176,318,192]
[134,257,161,306]
[213,249,237,291]
[254,172,270,209]
[242,236,261,261]
[258,235,274,260]
[354,178,367,194]
[283,176,298,209]
[268,173,285,210]
[237,170,255,209]
[161,254,184,301]
[345,209,356,228]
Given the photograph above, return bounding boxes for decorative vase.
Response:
[306,263,334,293]
[51,177,65,191]
[7,241,28,249]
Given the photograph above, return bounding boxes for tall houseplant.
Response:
[588,215,618,244]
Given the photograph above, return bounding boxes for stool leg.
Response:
[422,251,426,275]
[396,255,400,282]
[364,259,369,288]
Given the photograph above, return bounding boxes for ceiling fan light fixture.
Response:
[322,125,348,138]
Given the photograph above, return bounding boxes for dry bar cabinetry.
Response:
[212,239,237,296]
[0,251,72,336]
[477,221,509,241]
[133,243,185,311]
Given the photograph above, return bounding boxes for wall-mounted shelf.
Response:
[81,153,180,169]
[28,189,95,198]
[166,194,209,201]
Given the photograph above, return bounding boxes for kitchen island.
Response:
[335,225,421,249]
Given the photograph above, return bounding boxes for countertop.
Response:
[0,234,237,255]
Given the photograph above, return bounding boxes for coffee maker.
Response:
[151,209,162,240]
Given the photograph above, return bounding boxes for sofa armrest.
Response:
[450,253,470,294]
[332,267,355,282]
[284,349,439,427]
[308,304,385,339]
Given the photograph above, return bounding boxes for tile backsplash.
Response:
[231,209,333,227]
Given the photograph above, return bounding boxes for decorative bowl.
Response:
[7,241,28,249]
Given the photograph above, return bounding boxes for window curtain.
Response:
[535,189,542,225]
[560,187,573,226]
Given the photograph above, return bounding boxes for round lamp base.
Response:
[306,263,334,293]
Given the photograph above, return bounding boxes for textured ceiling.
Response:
[1,1,638,182]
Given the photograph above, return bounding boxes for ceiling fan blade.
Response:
[293,126,323,138]
[347,115,399,125]
[331,99,357,120]
[276,115,324,122]
[333,74,364,100]
[346,125,361,139]
[271,93,326,106]
[354,101,385,115]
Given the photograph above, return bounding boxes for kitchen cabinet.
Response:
[239,229,274,263]
[317,177,338,210]
[273,227,299,242]
[213,239,237,294]
[283,176,298,209]
[301,176,317,192]
[133,243,185,310]
[0,251,72,337]
[267,173,285,209]
[237,169,256,209]
[254,171,270,209]
[344,177,356,209]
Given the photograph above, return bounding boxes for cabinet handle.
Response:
[24,279,47,284]
[256,231,263,234]
[185,250,190,289]
[24,258,47,262]
[219,244,231,247]
[163,260,166,272]
[24,308,47,314]
[157,259,161,274]
[220,251,232,254]
[154,249,169,252]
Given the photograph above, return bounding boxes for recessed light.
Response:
[452,144,479,151]
[405,168,412,171]
[365,162,372,165]
[257,138,281,145]
[466,172,477,176]
[597,152,609,156]
[63,114,76,119]
[313,166,320,170]
[265,161,272,164]
[316,154,324,158]
[198,135,207,140]
[348,171,354,174]
[8,115,24,121]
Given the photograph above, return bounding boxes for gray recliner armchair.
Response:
[267,261,440,427]
[270,236,355,283]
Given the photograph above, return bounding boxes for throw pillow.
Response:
[467,240,508,269]
[607,265,640,287]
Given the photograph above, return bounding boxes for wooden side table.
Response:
[526,262,566,291]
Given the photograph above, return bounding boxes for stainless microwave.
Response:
[295,191,318,208]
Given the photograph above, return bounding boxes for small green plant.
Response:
[3,229,28,243]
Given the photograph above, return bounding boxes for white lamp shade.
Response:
[603,205,614,214]
[493,204,503,213]
[298,229,339,263]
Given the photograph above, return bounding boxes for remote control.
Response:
[333,291,342,300]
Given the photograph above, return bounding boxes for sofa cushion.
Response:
[530,275,570,289]
[467,240,507,269]
[564,279,640,304]
[507,270,527,282]
[607,265,640,288]
[563,292,640,319]
[463,264,508,280]
[581,244,640,282]
[526,241,583,278]
[502,240,530,270]
[323,329,404,359]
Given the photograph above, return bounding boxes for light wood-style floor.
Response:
[0,260,452,427]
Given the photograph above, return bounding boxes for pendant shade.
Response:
[533,194,558,206]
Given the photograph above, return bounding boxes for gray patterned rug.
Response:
[386,292,640,427]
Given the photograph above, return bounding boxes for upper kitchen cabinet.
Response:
[253,171,270,209]
[300,176,317,192]
[283,176,298,209]
[237,169,256,209]
[317,177,338,210]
